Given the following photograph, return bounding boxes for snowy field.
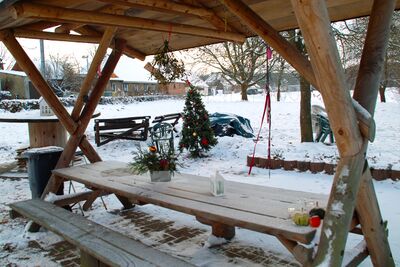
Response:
[0,89,399,266]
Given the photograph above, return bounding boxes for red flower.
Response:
[201,138,209,146]
[149,146,157,153]
[159,159,169,170]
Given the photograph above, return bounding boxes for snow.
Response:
[0,89,399,266]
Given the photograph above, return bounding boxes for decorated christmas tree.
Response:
[179,81,217,157]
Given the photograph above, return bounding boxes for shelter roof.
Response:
[0,0,399,61]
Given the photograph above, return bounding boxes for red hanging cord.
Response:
[248,45,272,175]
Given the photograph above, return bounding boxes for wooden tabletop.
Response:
[0,112,101,123]
[53,161,328,244]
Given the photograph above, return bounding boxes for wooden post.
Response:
[42,39,126,197]
[71,27,116,120]
[352,1,396,266]
[290,1,365,266]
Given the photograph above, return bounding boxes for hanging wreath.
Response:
[151,40,186,85]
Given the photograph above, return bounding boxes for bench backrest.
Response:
[152,113,182,126]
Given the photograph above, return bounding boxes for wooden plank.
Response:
[10,2,245,43]
[53,161,328,220]
[53,162,320,244]
[10,199,192,267]
[53,190,109,207]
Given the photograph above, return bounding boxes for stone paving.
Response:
[1,205,300,266]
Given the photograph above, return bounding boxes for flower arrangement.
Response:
[130,145,179,175]
[151,40,186,85]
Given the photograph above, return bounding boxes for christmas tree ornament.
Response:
[201,138,209,146]
[192,132,197,137]
[309,215,321,228]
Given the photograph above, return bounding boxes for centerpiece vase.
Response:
[150,171,171,182]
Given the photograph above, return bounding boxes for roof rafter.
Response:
[9,2,245,43]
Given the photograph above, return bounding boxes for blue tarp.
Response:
[209,113,254,138]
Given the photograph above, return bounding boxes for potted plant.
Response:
[130,145,179,182]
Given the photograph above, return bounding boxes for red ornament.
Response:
[201,138,209,146]
[159,159,169,170]
[309,216,321,228]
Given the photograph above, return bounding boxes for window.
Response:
[123,84,128,92]
[111,83,116,91]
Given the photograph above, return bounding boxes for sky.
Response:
[6,38,154,82]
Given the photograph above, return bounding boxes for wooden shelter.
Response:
[0,0,398,266]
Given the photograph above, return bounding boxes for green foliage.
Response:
[179,82,217,157]
[130,145,179,175]
[151,40,186,85]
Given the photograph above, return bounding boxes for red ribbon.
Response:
[248,45,272,175]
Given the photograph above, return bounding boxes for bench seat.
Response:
[9,199,193,267]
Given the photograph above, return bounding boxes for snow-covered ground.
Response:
[0,89,399,266]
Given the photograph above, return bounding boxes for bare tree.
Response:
[333,11,400,102]
[193,37,275,101]
[46,54,82,96]
[287,30,314,142]
[0,43,11,70]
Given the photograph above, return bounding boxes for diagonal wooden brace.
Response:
[42,39,127,198]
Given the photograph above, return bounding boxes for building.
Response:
[0,70,40,99]
[0,69,187,99]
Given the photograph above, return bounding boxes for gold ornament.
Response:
[192,132,197,137]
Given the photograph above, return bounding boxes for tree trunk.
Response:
[300,76,313,142]
[380,52,389,103]
[241,83,249,101]
[379,85,386,102]
[276,59,285,102]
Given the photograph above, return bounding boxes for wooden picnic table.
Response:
[0,112,100,148]
[52,161,328,249]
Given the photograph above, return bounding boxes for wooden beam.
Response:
[0,30,77,134]
[343,240,369,267]
[73,26,146,61]
[219,0,316,87]
[99,0,231,31]
[23,21,61,31]
[97,0,214,18]
[276,235,312,265]
[352,1,396,265]
[13,28,102,43]
[10,2,245,43]
[291,0,362,157]
[356,164,395,267]
[71,27,117,121]
[42,40,126,198]
[290,1,367,266]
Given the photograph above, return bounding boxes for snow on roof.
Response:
[0,69,27,77]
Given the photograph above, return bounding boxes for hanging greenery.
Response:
[151,40,186,85]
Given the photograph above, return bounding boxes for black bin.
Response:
[23,146,63,199]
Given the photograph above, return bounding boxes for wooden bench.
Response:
[152,113,182,131]
[9,199,193,267]
[94,116,150,147]
[50,161,338,265]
